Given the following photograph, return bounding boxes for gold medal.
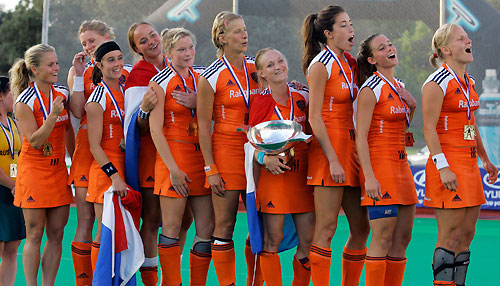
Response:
[43,142,53,156]
[188,120,198,137]
[120,138,126,152]
[10,163,17,178]
[464,124,475,140]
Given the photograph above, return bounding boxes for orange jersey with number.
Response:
[200,55,259,190]
[423,65,484,208]
[14,83,73,208]
[306,49,360,187]
[358,73,417,206]
[151,65,205,143]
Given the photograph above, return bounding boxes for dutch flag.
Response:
[93,188,144,286]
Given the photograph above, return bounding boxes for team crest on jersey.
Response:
[119,75,126,86]
[226,80,235,87]
[174,85,182,91]
[250,72,259,83]
[296,100,306,111]
[387,93,395,100]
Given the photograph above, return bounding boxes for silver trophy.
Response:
[247,120,312,166]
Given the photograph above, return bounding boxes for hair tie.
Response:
[433,52,438,58]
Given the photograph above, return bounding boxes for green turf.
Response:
[7,208,500,285]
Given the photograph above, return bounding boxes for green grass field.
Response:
[8,208,500,285]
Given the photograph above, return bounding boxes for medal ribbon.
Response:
[171,65,197,118]
[268,86,294,121]
[33,82,53,122]
[0,117,15,160]
[221,55,250,109]
[101,81,124,128]
[325,46,354,101]
[148,55,168,73]
[374,72,410,127]
[445,64,471,120]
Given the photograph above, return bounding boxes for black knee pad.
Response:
[454,250,470,286]
[193,241,211,254]
[432,247,455,282]
[159,234,179,245]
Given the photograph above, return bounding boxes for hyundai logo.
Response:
[414,169,426,187]
[483,173,500,190]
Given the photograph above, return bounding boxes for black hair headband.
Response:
[94,41,121,62]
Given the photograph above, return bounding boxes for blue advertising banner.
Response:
[410,166,500,210]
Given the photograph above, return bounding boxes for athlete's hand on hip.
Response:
[439,167,458,191]
[170,168,191,197]
[483,160,499,184]
[208,173,225,197]
[263,154,290,175]
[329,160,345,183]
[365,175,382,201]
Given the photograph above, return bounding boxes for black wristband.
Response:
[101,162,118,177]
[138,107,150,120]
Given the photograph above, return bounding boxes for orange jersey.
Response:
[14,83,73,208]
[358,73,417,206]
[249,87,314,214]
[306,49,360,187]
[200,55,260,190]
[201,56,259,139]
[86,83,125,155]
[151,65,205,143]
[81,62,132,126]
[307,48,359,129]
[0,116,21,180]
[423,65,484,208]
[422,64,479,148]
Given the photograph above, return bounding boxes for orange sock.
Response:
[211,240,236,286]
[365,256,386,286]
[310,245,331,285]
[190,249,211,286]
[292,256,311,286]
[259,251,282,286]
[72,241,92,286]
[158,242,182,286]
[91,241,100,274]
[433,282,456,286]
[385,256,406,286]
[245,240,263,286]
[342,247,367,286]
[140,266,159,286]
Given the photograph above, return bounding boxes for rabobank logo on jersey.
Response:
[229,88,259,98]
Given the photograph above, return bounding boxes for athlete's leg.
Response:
[42,205,70,286]
[22,208,46,286]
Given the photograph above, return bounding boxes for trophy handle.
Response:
[289,132,312,143]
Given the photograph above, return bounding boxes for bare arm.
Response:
[197,76,225,196]
[87,102,128,197]
[68,52,87,119]
[149,82,190,197]
[307,63,344,183]
[65,116,75,158]
[422,81,458,191]
[15,96,64,149]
